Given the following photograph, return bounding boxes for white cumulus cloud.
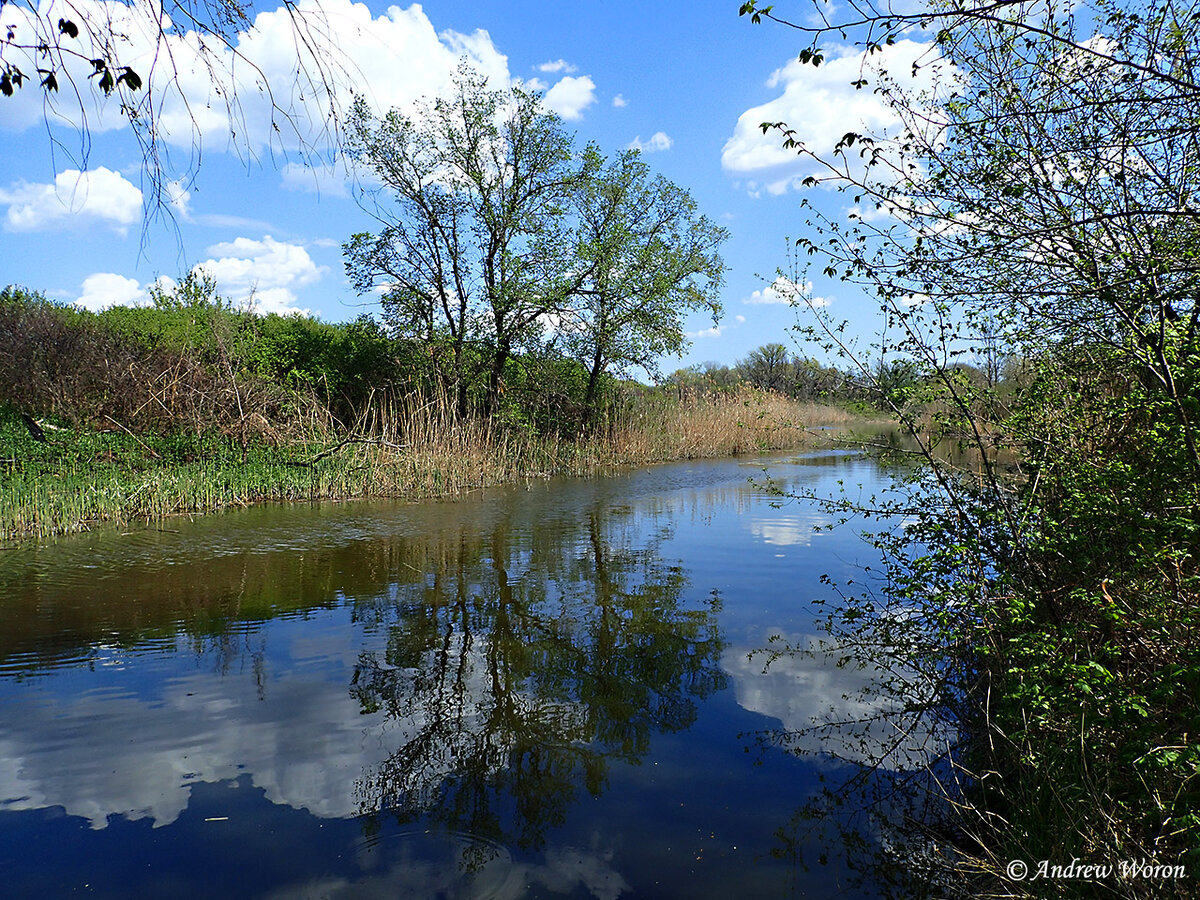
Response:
[543,75,596,121]
[537,59,577,74]
[686,315,743,339]
[197,0,513,150]
[628,132,673,153]
[743,276,832,308]
[744,279,791,305]
[193,235,327,315]
[66,239,326,315]
[0,168,142,233]
[612,94,627,108]
[0,0,514,160]
[75,274,147,311]
[74,273,177,312]
[722,40,945,193]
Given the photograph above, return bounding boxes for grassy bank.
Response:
[0,283,871,544]
[0,390,854,543]
[814,368,1200,896]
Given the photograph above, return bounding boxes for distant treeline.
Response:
[671,340,1024,412]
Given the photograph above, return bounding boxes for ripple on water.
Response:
[0,642,97,677]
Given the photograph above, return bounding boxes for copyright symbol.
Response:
[1006,859,1028,881]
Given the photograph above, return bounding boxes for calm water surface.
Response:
[0,450,921,898]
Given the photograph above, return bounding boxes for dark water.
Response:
[0,450,931,898]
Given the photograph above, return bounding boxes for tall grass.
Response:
[604,387,854,462]
[1,388,855,542]
[359,386,853,488]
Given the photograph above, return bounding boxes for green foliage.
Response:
[495,353,592,436]
[735,342,791,392]
[99,271,236,362]
[344,67,726,422]
[751,0,1200,891]
[567,148,727,414]
[871,358,922,409]
[243,313,398,424]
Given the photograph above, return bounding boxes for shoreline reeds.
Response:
[1,388,859,543]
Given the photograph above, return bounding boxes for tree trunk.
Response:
[485,344,510,419]
[584,348,605,426]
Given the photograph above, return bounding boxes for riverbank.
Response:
[0,390,859,543]
[820,422,1200,897]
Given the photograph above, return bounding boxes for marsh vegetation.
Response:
[0,285,858,542]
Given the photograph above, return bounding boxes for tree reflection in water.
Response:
[737,619,963,897]
[348,505,727,848]
[0,452,973,897]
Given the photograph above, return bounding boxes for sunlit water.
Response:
[0,450,933,898]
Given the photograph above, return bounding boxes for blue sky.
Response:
[0,0,927,373]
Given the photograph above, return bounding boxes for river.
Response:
[0,448,942,898]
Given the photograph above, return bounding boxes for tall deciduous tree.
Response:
[735,342,792,392]
[344,67,586,417]
[567,149,727,416]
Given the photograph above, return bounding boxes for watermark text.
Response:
[1005,858,1187,882]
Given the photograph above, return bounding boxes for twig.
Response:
[104,416,159,458]
[289,436,408,467]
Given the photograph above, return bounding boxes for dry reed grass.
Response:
[1,388,858,541]
[350,387,855,499]
[605,388,853,463]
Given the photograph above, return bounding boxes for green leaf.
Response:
[118,68,142,92]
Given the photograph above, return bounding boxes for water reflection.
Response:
[747,510,828,548]
[0,450,922,898]
[724,631,951,771]
[0,621,378,827]
[268,830,633,900]
[348,508,725,847]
